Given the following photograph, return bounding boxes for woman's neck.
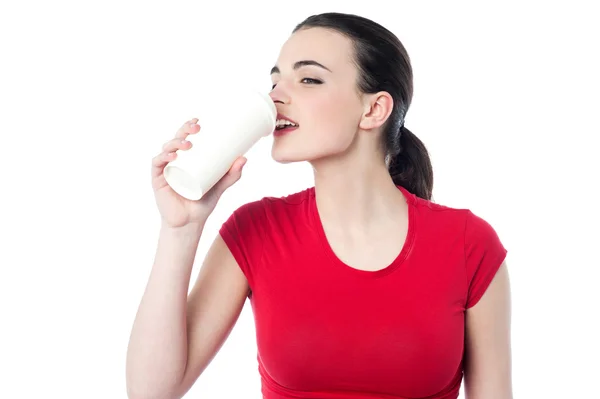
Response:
[311,154,407,233]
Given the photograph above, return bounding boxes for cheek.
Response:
[308,95,360,148]
[271,89,362,162]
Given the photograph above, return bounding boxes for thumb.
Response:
[212,157,247,194]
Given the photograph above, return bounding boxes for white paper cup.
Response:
[164,91,276,200]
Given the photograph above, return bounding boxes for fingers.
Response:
[151,118,199,179]
[162,137,192,152]
[175,118,200,139]
[151,151,177,178]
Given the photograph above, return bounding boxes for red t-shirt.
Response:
[219,185,507,399]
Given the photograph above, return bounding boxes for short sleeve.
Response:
[219,200,267,292]
[464,210,508,309]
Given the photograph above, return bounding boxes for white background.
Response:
[1,1,599,398]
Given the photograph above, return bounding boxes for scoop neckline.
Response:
[310,185,416,278]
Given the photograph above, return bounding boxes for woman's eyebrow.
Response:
[270,60,332,75]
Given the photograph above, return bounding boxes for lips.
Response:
[273,112,299,136]
[273,125,298,137]
[276,113,298,125]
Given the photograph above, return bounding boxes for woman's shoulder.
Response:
[230,186,315,219]
[407,189,468,217]
[407,189,498,231]
[264,186,315,206]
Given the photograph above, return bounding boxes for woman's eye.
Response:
[301,78,322,84]
[271,78,322,90]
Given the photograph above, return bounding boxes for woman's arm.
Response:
[126,224,249,399]
[464,261,513,399]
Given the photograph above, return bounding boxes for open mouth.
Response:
[274,118,299,136]
[275,119,299,130]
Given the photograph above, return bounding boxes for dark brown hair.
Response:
[294,13,434,200]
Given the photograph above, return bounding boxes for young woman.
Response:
[127,12,512,399]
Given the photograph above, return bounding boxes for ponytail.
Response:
[388,126,434,200]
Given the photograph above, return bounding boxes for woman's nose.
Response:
[269,85,289,104]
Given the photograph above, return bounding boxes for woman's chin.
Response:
[271,147,305,164]
[271,154,300,164]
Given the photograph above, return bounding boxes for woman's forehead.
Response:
[276,28,354,71]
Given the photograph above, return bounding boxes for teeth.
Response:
[276,119,298,128]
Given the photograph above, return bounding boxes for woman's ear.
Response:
[359,91,394,130]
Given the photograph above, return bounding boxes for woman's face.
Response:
[269,27,366,164]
